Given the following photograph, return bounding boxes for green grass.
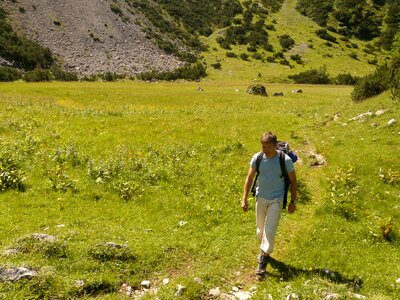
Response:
[203,0,385,82]
[0,81,399,299]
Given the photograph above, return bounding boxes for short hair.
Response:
[260,132,277,144]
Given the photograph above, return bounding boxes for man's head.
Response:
[260,132,277,157]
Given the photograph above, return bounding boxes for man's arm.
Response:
[287,170,298,213]
[242,167,256,212]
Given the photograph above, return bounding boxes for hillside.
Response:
[0,0,397,79]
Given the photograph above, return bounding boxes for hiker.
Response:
[241,132,298,276]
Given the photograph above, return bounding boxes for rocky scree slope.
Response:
[2,0,185,76]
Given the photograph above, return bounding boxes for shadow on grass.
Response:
[262,257,362,291]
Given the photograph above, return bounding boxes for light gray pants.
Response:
[256,197,282,254]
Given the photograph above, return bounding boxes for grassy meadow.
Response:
[0,80,399,299]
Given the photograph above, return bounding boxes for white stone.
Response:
[396,278,400,284]
[75,280,85,287]
[388,119,396,126]
[233,291,252,300]
[375,109,388,116]
[249,286,257,293]
[325,293,339,300]
[175,284,186,296]
[179,220,187,226]
[162,278,170,285]
[194,277,202,284]
[371,123,378,127]
[209,287,221,297]
[232,286,240,292]
[350,293,367,299]
[141,280,151,289]
[3,249,19,256]
[286,293,299,300]
[119,283,132,296]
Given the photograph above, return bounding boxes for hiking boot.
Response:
[256,254,269,275]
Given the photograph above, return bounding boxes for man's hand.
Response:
[288,202,296,214]
[241,199,248,212]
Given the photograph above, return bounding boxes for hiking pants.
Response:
[256,197,282,255]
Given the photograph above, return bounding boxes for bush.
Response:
[110,3,123,16]
[290,54,303,64]
[251,53,263,60]
[288,66,330,84]
[0,161,26,192]
[351,65,389,102]
[226,52,238,58]
[334,73,359,85]
[315,29,337,43]
[349,52,358,60]
[239,53,249,61]
[279,34,295,50]
[211,62,222,69]
[24,68,52,82]
[137,62,207,81]
[50,65,78,81]
[0,67,22,81]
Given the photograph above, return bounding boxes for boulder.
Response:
[272,92,284,96]
[247,84,268,96]
[0,267,37,282]
[292,89,302,93]
[388,119,396,126]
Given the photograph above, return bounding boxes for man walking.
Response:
[241,132,298,276]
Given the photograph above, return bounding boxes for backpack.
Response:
[250,141,297,209]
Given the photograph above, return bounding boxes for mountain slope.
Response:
[2,0,184,76]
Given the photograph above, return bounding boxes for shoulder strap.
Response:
[251,152,263,196]
[279,151,290,209]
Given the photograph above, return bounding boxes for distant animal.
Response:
[272,92,284,96]
[292,89,302,93]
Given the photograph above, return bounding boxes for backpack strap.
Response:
[251,152,263,197]
[279,151,290,209]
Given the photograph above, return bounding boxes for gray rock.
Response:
[32,233,56,242]
[0,267,37,282]
[247,84,268,96]
[220,293,236,300]
[105,242,126,248]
